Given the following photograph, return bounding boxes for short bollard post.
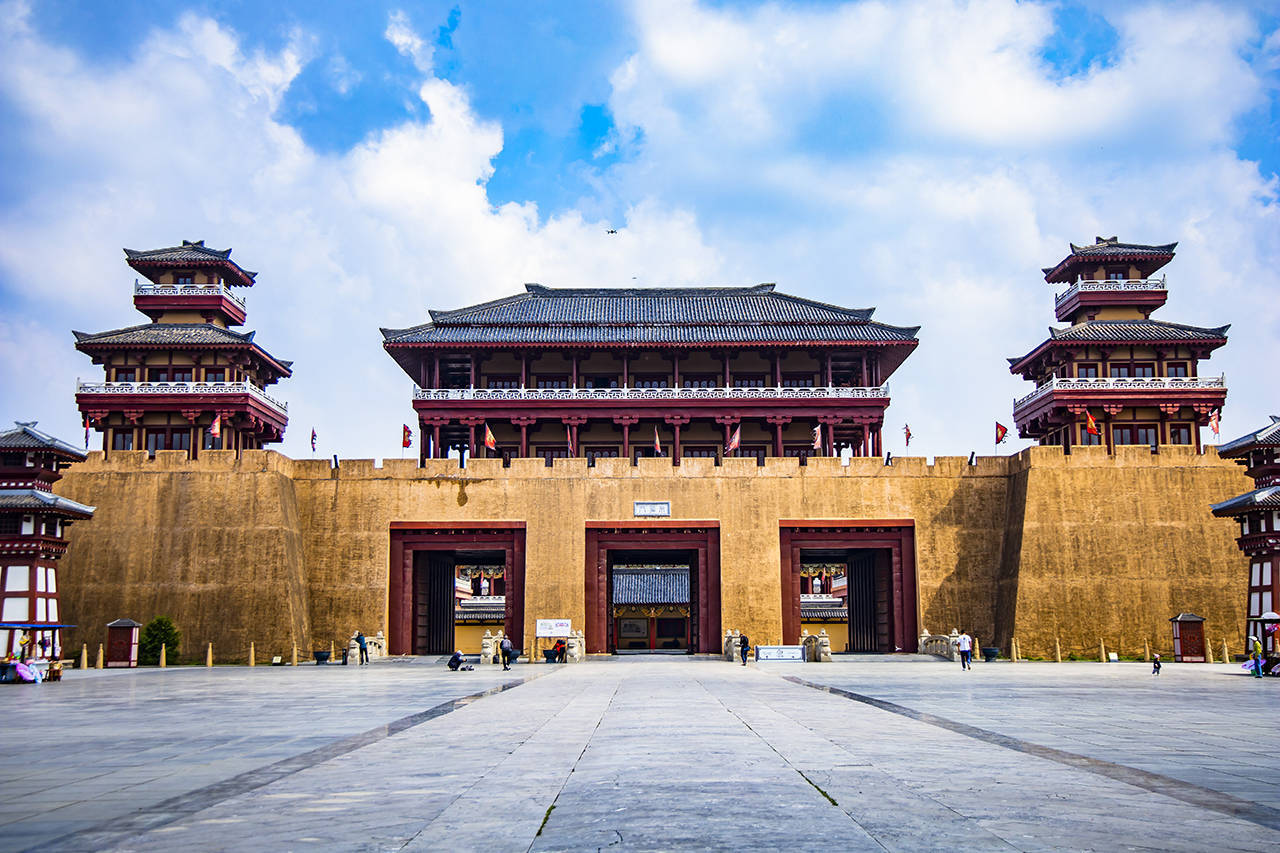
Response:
[159,644,167,668]
[1010,637,1019,662]
[95,644,103,669]
[1222,638,1229,663]
[1099,638,1106,662]
[249,642,255,667]
[80,644,87,670]
[329,639,335,660]
[291,644,298,667]
[1143,638,1150,662]
[206,643,213,667]
[1206,642,1215,664]
[1054,636,1061,663]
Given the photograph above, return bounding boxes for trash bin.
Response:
[312,650,331,665]
[542,649,557,663]
[981,647,1000,663]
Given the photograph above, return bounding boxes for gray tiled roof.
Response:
[1217,416,1280,457]
[1042,237,1177,280]
[73,323,254,346]
[382,284,919,345]
[0,422,86,459]
[0,489,95,516]
[72,324,293,372]
[1009,320,1229,368]
[800,602,848,621]
[124,240,257,282]
[455,603,506,623]
[612,567,689,605]
[1211,486,1280,517]
[1048,320,1229,343]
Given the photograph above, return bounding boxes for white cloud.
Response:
[385,9,434,74]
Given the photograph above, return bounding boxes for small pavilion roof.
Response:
[1216,416,1280,459]
[1008,320,1228,372]
[0,489,95,518]
[0,422,87,461]
[124,240,257,286]
[1211,486,1280,517]
[73,324,293,376]
[1042,237,1177,283]
[612,567,690,605]
[800,601,848,621]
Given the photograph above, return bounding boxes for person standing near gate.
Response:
[356,631,369,665]
[956,630,973,671]
[500,635,513,670]
[740,633,750,666]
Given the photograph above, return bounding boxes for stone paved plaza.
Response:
[1,656,1277,852]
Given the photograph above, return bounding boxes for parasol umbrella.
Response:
[13,662,36,682]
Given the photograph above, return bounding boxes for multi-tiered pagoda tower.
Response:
[0,422,94,660]
[74,241,291,457]
[382,284,919,465]
[1009,238,1228,451]
[1212,417,1280,658]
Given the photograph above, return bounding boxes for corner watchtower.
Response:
[1009,237,1228,452]
[73,241,292,457]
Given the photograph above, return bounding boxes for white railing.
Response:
[413,384,890,402]
[1054,277,1166,306]
[76,380,287,415]
[1013,374,1225,410]
[133,280,246,310]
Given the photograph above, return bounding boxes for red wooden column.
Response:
[665,415,689,465]
[722,352,730,387]
[767,414,790,458]
[469,355,476,388]
[432,354,440,388]
[825,353,834,386]
[571,352,578,388]
[432,424,442,458]
[512,416,536,457]
[520,351,528,387]
[772,352,781,386]
[622,352,629,388]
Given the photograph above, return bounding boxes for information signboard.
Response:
[754,645,805,662]
[633,501,671,517]
[535,618,572,638]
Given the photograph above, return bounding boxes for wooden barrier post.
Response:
[330,639,335,660]
[79,644,87,670]
[1222,638,1229,663]
[291,644,298,667]
[1010,637,1019,662]
[1099,638,1106,662]
[1206,642,1215,664]
[1143,638,1150,662]
[1054,636,1061,663]
[249,642,255,667]
[159,644,167,668]
[95,644,103,669]
[205,643,213,667]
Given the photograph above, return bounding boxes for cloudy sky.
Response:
[1,0,1276,460]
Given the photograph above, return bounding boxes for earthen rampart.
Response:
[54,446,1249,662]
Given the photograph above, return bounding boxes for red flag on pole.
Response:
[311,428,317,452]
[566,423,575,456]
[812,425,821,451]
[484,423,497,450]
[1085,411,1100,436]
[83,418,90,449]
[653,426,662,456]
[402,424,413,448]
[209,414,221,438]
[726,424,741,453]
[1209,408,1220,438]
[903,424,912,447]
[995,422,1008,444]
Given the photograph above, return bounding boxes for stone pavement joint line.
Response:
[32,675,540,853]
[784,674,1280,833]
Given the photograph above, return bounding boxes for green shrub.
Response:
[138,616,181,666]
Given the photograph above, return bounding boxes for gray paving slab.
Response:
[0,657,1276,851]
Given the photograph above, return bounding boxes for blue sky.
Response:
[1,0,1278,459]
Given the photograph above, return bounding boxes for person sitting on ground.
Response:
[448,650,465,671]
[552,639,566,663]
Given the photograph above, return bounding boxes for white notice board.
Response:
[536,618,572,638]
[754,645,805,662]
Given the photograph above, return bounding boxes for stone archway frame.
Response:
[779,520,918,652]
[388,522,526,655]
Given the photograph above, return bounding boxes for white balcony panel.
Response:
[413,384,890,402]
[1054,277,1166,306]
[76,380,287,415]
[133,281,246,310]
[1013,375,1225,410]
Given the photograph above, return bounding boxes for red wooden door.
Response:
[1180,623,1206,662]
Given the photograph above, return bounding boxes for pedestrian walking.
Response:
[1248,635,1264,678]
[356,631,369,665]
[956,630,973,670]
[500,635,513,670]
[740,633,750,665]
[1152,653,1161,675]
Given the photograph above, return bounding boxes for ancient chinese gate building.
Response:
[1010,238,1228,452]
[0,422,93,659]
[383,284,919,465]
[74,241,291,457]
[1212,417,1280,656]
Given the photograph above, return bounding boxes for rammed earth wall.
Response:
[53,446,1250,662]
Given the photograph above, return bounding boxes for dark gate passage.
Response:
[610,555,694,652]
[585,523,721,654]
[781,522,917,652]
[390,523,526,656]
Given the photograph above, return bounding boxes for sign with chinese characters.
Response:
[754,645,805,662]
[535,618,572,638]
[634,501,671,517]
